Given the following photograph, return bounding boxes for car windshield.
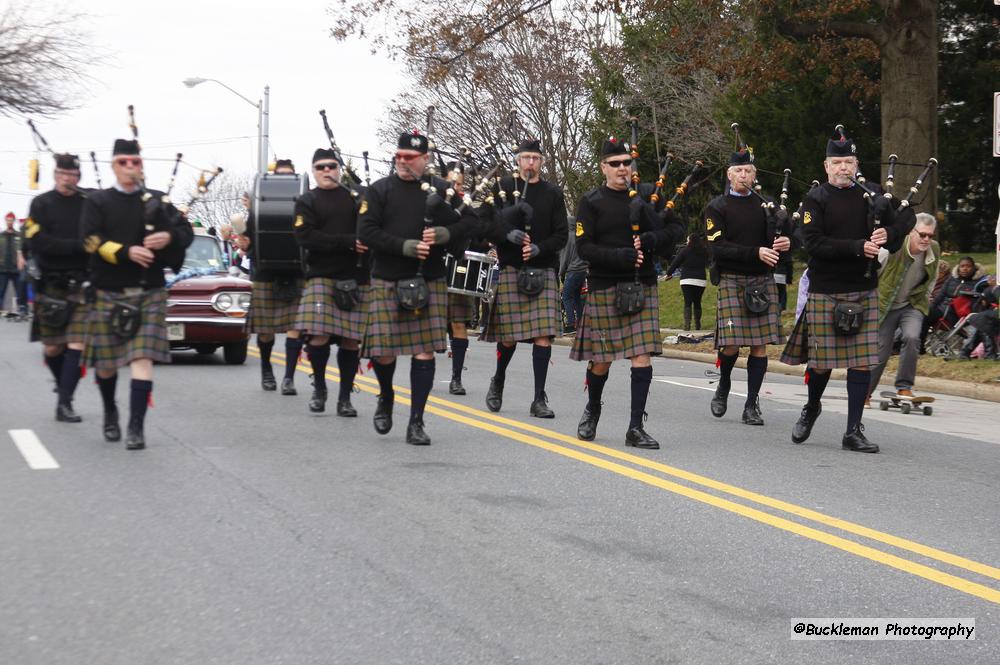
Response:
[182,235,225,271]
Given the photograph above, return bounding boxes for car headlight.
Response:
[238,293,251,310]
[215,293,233,311]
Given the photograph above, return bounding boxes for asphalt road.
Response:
[1,319,998,664]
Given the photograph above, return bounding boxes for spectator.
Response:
[664,233,709,330]
[928,256,987,330]
[959,278,999,360]
[559,227,587,335]
[0,212,27,316]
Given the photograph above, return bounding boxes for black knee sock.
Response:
[718,351,738,390]
[846,369,870,433]
[806,368,831,408]
[532,344,552,400]
[373,359,397,398]
[258,338,274,368]
[284,338,303,379]
[451,338,468,380]
[129,379,152,428]
[409,358,435,424]
[308,343,330,392]
[745,355,767,407]
[45,350,65,386]
[57,349,83,405]
[629,366,653,429]
[586,367,609,409]
[96,373,118,411]
[495,343,515,383]
[337,348,359,401]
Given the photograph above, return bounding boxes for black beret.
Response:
[311,148,339,165]
[826,125,857,157]
[514,138,542,155]
[729,149,754,166]
[274,159,295,171]
[397,131,429,154]
[601,136,629,158]
[112,139,140,156]
[54,153,81,170]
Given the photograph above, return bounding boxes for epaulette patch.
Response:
[359,200,368,215]
[575,221,584,237]
[803,212,812,225]
[294,215,304,228]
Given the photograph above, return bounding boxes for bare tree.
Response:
[184,170,255,233]
[0,4,98,118]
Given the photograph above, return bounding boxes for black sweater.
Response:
[575,185,683,290]
[704,192,785,276]
[293,186,369,282]
[358,174,478,281]
[666,245,709,281]
[801,182,901,294]
[27,189,89,275]
[484,177,567,271]
[82,187,193,290]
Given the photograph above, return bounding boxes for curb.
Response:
[550,334,1000,404]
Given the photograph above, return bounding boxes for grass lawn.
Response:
[654,250,999,385]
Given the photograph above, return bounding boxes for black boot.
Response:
[103,406,121,442]
[55,402,82,423]
[529,391,555,418]
[741,397,764,426]
[449,377,466,395]
[125,415,145,450]
[683,311,691,332]
[373,393,393,435]
[792,403,822,444]
[982,334,998,361]
[336,399,357,417]
[842,423,879,453]
[405,419,431,445]
[625,424,660,449]
[710,382,729,418]
[577,403,601,441]
[958,327,980,360]
[280,376,296,395]
[261,365,277,391]
[308,386,327,413]
[485,376,503,412]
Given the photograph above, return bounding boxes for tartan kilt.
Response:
[361,277,448,357]
[84,288,171,371]
[714,273,782,348]
[447,292,477,325]
[570,285,661,362]
[780,289,879,369]
[31,283,90,346]
[294,277,369,342]
[247,279,304,334]
[479,267,560,343]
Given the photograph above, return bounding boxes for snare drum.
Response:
[445,251,498,299]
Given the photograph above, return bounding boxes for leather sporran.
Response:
[516,266,546,297]
[742,285,770,315]
[109,300,142,340]
[832,300,864,336]
[332,279,362,311]
[36,293,75,329]
[614,281,645,316]
[395,276,430,312]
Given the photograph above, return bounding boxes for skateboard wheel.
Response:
[900,402,911,414]
[879,401,889,411]
[923,406,933,416]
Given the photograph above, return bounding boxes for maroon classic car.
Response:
[166,233,251,364]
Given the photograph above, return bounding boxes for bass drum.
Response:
[253,173,308,274]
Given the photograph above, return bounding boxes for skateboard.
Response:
[878,391,935,416]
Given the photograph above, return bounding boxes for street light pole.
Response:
[183,77,267,176]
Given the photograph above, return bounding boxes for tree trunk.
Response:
[880,0,938,212]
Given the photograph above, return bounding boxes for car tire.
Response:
[224,339,249,365]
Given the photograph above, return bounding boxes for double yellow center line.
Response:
[252,349,1000,605]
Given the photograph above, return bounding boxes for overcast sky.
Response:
[0,0,404,218]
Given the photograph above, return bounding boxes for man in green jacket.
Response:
[868,212,940,398]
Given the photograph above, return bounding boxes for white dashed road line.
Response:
[8,429,60,470]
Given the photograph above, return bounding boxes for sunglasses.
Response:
[314,162,340,171]
[114,158,142,167]
[394,152,423,161]
[915,231,934,239]
[605,159,633,168]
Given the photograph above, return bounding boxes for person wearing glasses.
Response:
[238,159,307,396]
[867,213,940,396]
[81,139,193,450]
[481,139,568,418]
[292,148,369,416]
[24,153,93,424]
[357,130,479,445]
[570,137,683,449]
[704,147,791,427]
[780,128,902,453]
